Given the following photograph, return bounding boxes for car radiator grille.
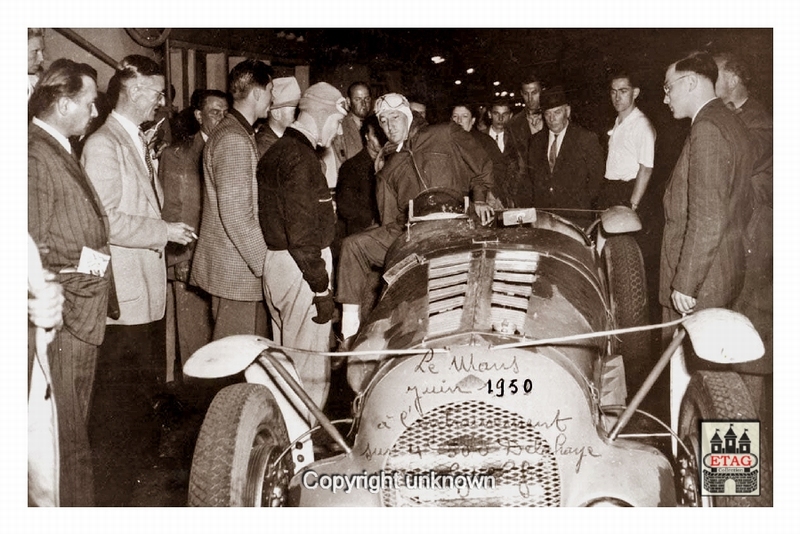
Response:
[381,400,561,507]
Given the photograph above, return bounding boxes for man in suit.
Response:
[487,98,527,207]
[28,59,114,506]
[506,72,545,186]
[82,55,195,500]
[190,59,274,340]
[527,86,604,227]
[159,89,228,369]
[660,51,755,324]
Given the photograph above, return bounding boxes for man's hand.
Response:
[166,222,196,245]
[28,270,64,331]
[312,290,335,324]
[671,289,697,315]
[473,201,495,226]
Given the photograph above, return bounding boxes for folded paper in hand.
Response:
[77,246,110,277]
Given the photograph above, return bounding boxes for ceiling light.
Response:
[455,80,462,85]
[495,91,500,97]
[431,56,445,64]
[501,91,508,96]
[493,81,500,86]
[509,92,515,97]
[466,68,474,74]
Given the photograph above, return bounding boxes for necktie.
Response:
[548,133,559,172]
[726,101,737,111]
[139,129,162,206]
[139,130,155,186]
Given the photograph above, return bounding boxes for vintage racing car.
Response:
[184,193,768,507]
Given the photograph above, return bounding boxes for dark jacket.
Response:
[660,98,755,308]
[527,122,604,225]
[29,122,113,345]
[258,127,336,293]
[158,132,205,270]
[472,129,529,208]
[375,120,493,230]
[336,148,379,236]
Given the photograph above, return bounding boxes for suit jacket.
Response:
[477,129,528,208]
[82,114,169,325]
[507,110,544,193]
[159,133,205,268]
[28,122,113,344]
[659,98,755,309]
[527,122,604,224]
[190,110,267,301]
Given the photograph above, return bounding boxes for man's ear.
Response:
[194,109,203,126]
[633,87,641,100]
[565,105,571,119]
[56,96,72,117]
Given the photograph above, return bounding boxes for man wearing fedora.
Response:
[526,86,604,228]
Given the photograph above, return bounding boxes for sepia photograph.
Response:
[10,1,795,530]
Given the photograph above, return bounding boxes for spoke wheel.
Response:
[189,383,293,507]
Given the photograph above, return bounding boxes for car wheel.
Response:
[602,235,649,394]
[677,371,772,506]
[188,383,292,507]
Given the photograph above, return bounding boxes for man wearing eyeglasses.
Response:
[660,52,755,329]
[82,54,196,501]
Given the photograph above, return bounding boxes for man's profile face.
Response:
[133,74,165,123]
[378,110,409,144]
[256,81,274,119]
[28,36,44,75]
[197,95,228,136]
[663,64,692,120]
[349,85,372,119]
[543,104,570,134]
[319,113,345,148]
[490,105,512,131]
[609,78,639,115]
[66,76,99,137]
[269,106,296,130]
[521,82,541,112]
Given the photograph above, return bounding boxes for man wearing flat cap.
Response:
[256,76,301,158]
[336,92,495,341]
[527,86,604,227]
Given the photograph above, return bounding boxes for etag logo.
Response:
[700,422,760,497]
